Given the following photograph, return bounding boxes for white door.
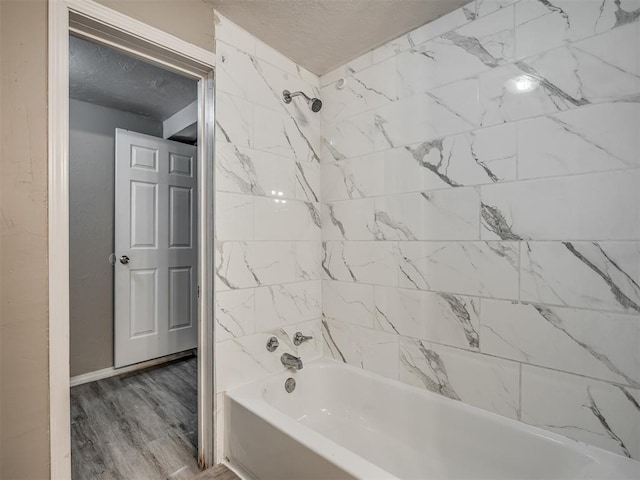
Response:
[114,129,198,368]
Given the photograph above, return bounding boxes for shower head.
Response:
[308,97,323,112]
[283,90,322,112]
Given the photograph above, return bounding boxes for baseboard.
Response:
[70,349,195,387]
[222,460,251,480]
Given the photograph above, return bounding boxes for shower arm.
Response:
[283,90,311,103]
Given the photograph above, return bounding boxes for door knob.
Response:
[119,255,130,265]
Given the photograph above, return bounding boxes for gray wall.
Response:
[69,99,162,377]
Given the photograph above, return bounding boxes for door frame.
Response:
[48,1,216,477]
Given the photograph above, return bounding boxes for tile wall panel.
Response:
[213,14,323,461]
[319,0,640,460]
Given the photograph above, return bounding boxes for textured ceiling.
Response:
[69,35,197,121]
[208,0,470,75]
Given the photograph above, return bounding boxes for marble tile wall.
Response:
[319,0,640,460]
[213,13,322,460]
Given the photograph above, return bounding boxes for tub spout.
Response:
[281,353,303,370]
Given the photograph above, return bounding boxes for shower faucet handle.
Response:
[293,332,313,346]
[266,336,279,352]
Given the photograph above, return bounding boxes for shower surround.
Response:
[319,0,640,461]
[213,0,640,464]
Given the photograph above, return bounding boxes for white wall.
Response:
[213,13,322,460]
[319,0,640,460]
[69,98,162,377]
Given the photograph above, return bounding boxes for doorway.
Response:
[69,35,200,375]
[48,2,216,477]
[68,34,201,478]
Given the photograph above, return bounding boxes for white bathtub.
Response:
[225,358,640,479]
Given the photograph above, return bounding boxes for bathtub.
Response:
[225,358,640,479]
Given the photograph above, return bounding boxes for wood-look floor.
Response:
[71,356,209,480]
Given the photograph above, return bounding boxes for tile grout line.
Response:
[518,362,523,421]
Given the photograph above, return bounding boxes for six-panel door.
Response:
[114,129,198,368]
